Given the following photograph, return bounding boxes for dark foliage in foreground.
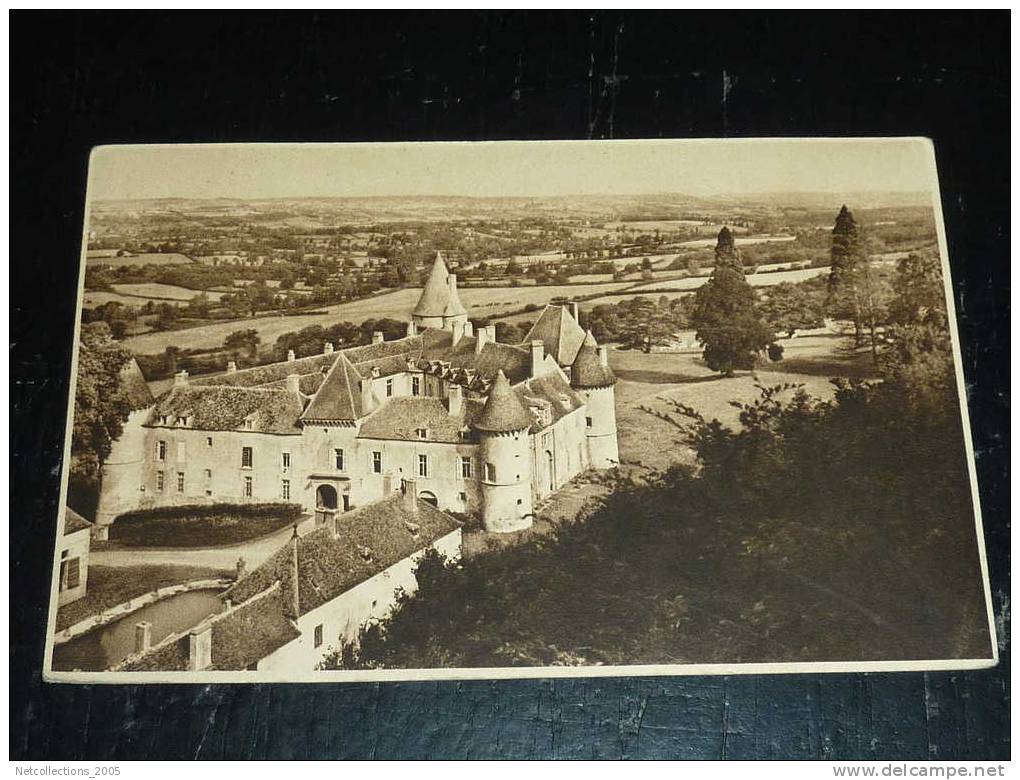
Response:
[323,252,988,670]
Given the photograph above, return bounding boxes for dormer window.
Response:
[416,428,428,440]
[159,415,169,426]
[243,416,255,431]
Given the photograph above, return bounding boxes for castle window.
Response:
[385,378,393,397]
[241,446,253,468]
[155,440,167,461]
[411,376,421,396]
[417,454,429,478]
[416,428,428,440]
[207,437,213,447]
[155,470,164,492]
[334,448,345,471]
[314,624,323,648]
[282,452,291,470]
[372,451,382,473]
[177,472,185,493]
[282,479,290,500]
[485,462,496,482]
[243,476,253,497]
[460,456,473,479]
[586,416,593,429]
[204,469,212,479]
[458,492,467,503]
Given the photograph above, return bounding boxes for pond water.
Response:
[52,589,224,672]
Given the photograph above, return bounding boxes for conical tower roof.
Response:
[300,352,370,422]
[472,370,533,433]
[413,252,466,317]
[570,331,616,388]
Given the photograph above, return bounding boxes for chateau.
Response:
[96,253,619,537]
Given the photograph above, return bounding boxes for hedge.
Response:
[109,502,304,548]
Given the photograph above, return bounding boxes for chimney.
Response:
[173,370,189,387]
[451,319,465,346]
[372,331,384,344]
[235,556,247,581]
[370,366,381,379]
[448,384,463,416]
[286,374,301,394]
[287,349,296,362]
[406,320,417,337]
[486,325,497,344]
[188,625,212,671]
[464,321,474,338]
[226,361,237,374]
[475,326,489,354]
[570,302,580,322]
[323,342,334,355]
[134,621,152,655]
[400,478,418,514]
[530,340,544,377]
[598,345,609,367]
[359,379,375,414]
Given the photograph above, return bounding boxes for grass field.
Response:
[85,252,194,268]
[120,282,634,354]
[111,283,224,301]
[609,333,877,473]
[628,264,828,293]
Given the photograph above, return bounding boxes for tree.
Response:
[70,323,134,512]
[759,280,826,337]
[224,328,261,360]
[691,228,774,375]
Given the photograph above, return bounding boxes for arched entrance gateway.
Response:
[418,491,438,507]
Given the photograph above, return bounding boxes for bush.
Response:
[767,343,785,361]
[110,502,303,548]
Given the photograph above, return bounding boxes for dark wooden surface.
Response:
[10,12,1009,760]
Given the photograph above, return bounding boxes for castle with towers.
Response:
[95,253,619,538]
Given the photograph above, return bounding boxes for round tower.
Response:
[412,252,467,331]
[472,370,534,533]
[94,359,156,538]
[570,331,619,469]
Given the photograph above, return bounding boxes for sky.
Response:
[88,138,938,201]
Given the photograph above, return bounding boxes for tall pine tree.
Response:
[692,227,774,375]
[825,205,882,358]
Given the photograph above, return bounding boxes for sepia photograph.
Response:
[43,138,996,682]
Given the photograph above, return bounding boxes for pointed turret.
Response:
[412,253,467,331]
[570,331,616,389]
[472,370,532,433]
[300,351,374,423]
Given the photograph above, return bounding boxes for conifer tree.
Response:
[825,205,881,358]
[692,227,774,375]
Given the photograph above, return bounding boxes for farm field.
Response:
[608,333,876,473]
[628,264,828,292]
[120,281,634,354]
[86,252,194,267]
[112,283,224,301]
[677,233,796,249]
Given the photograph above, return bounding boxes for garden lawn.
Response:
[107,505,303,548]
[55,564,230,631]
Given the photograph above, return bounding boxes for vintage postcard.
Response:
[44,139,996,683]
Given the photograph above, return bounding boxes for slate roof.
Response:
[209,585,300,670]
[424,337,533,385]
[473,370,534,433]
[147,386,304,434]
[515,372,585,431]
[413,253,466,317]
[225,494,461,619]
[64,506,91,535]
[191,352,339,388]
[120,358,156,409]
[299,352,371,423]
[523,305,586,366]
[358,397,483,443]
[571,331,616,388]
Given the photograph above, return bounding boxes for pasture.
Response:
[85,252,194,268]
[120,281,635,354]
